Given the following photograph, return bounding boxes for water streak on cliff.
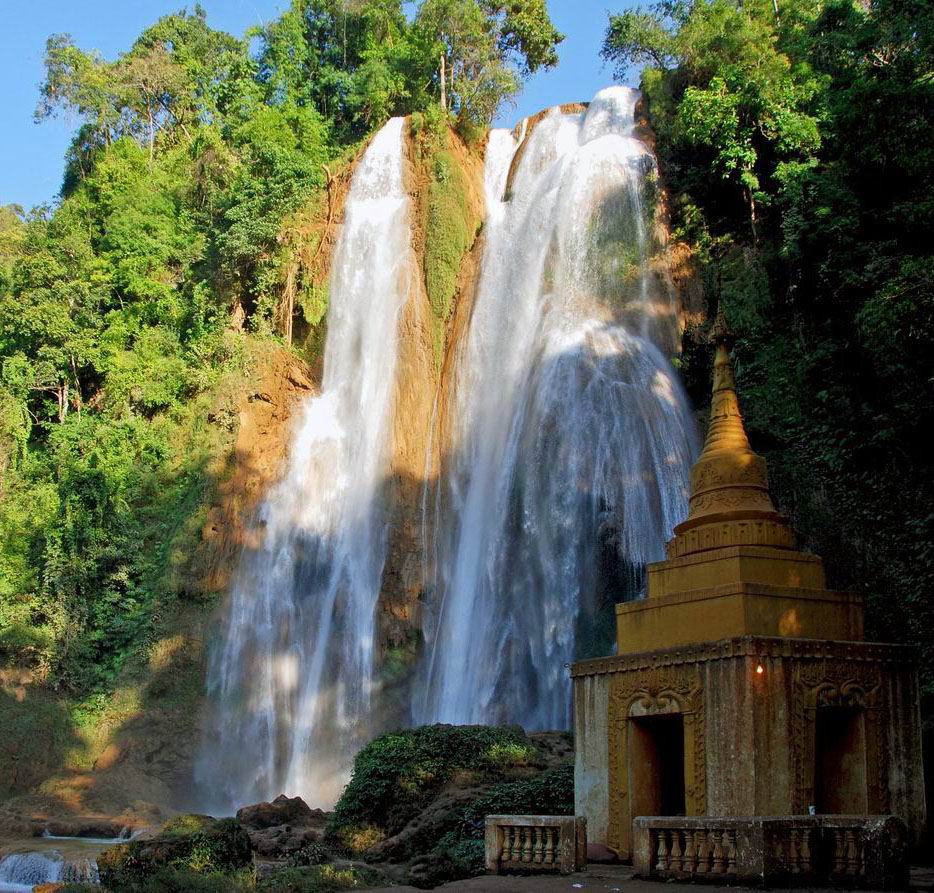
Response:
[416,87,698,729]
[197,117,414,810]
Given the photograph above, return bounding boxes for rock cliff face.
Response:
[189,346,316,597]
[374,122,486,726]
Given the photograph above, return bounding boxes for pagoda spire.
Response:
[668,305,791,553]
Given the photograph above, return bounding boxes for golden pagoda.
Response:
[571,318,926,868]
[615,318,862,655]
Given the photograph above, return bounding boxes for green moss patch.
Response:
[419,138,480,370]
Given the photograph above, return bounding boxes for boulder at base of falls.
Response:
[96,814,252,888]
[236,794,329,858]
[237,794,326,831]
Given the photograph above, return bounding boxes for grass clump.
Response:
[258,864,380,892]
[327,724,541,853]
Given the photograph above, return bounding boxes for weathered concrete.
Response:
[574,674,610,846]
[364,863,934,891]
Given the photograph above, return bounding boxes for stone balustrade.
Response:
[484,815,586,875]
[633,815,909,888]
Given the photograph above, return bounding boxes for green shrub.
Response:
[103,867,254,892]
[327,724,541,852]
[287,841,330,867]
[419,766,575,885]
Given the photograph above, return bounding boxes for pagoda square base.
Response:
[572,636,926,861]
[615,581,864,656]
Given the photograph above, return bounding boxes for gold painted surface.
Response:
[615,332,862,653]
[615,584,865,656]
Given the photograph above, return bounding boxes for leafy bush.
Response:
[412,766,575,886]
[327,724,541,851]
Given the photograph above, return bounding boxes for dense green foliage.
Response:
[605,0,934,692]
[92,812,377,892]
[0,0,561,702]
[328,724,542,848]
[97,817,253,888]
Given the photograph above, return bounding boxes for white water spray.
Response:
[0,852,99,892]
[416,87,698,728]
[197,117,415,810]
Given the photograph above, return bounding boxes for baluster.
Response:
[655,830,670,872]
[832,830,846,876]
[725,831,737,874]
[670,829,683,872]
[845,830,859,876]
[533,827,543,863]
[504,827,515,861]
[544,827,555,864]
[684,831,698,874]
[789,828,801,874]
[522,827,533,862]
[696,831,710,874]
[800,830,812,874]
[712,831,725,873]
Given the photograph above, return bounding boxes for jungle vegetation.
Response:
[603,0,933,692]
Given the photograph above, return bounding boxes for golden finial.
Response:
[670,301,785,542]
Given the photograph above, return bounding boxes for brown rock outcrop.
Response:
[236,795,325,831]
[190,345,315,595]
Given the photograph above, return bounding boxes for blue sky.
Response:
[0,0,630,210]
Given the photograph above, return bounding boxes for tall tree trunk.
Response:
[440,53,447,111]
[283,264,295,348]
[745,185,759,245]
[58,381,69,424]
[148,100,155,164]
[70,356,82,420]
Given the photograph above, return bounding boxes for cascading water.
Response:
[416,87,699,729]
[197,117,415,810]
[0,852,99,892]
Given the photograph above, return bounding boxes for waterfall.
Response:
[416,87,699,729]
[0,852,99,891]
[197,116,415,810]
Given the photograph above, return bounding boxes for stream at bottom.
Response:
[0,831,136,891]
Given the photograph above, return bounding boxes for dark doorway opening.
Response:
[814,706,868,813]
[629,713,686,817]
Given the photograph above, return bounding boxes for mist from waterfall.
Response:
[196,117,414,811]
[416,87,699,729]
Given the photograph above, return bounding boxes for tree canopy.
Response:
[604,0,934,691]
